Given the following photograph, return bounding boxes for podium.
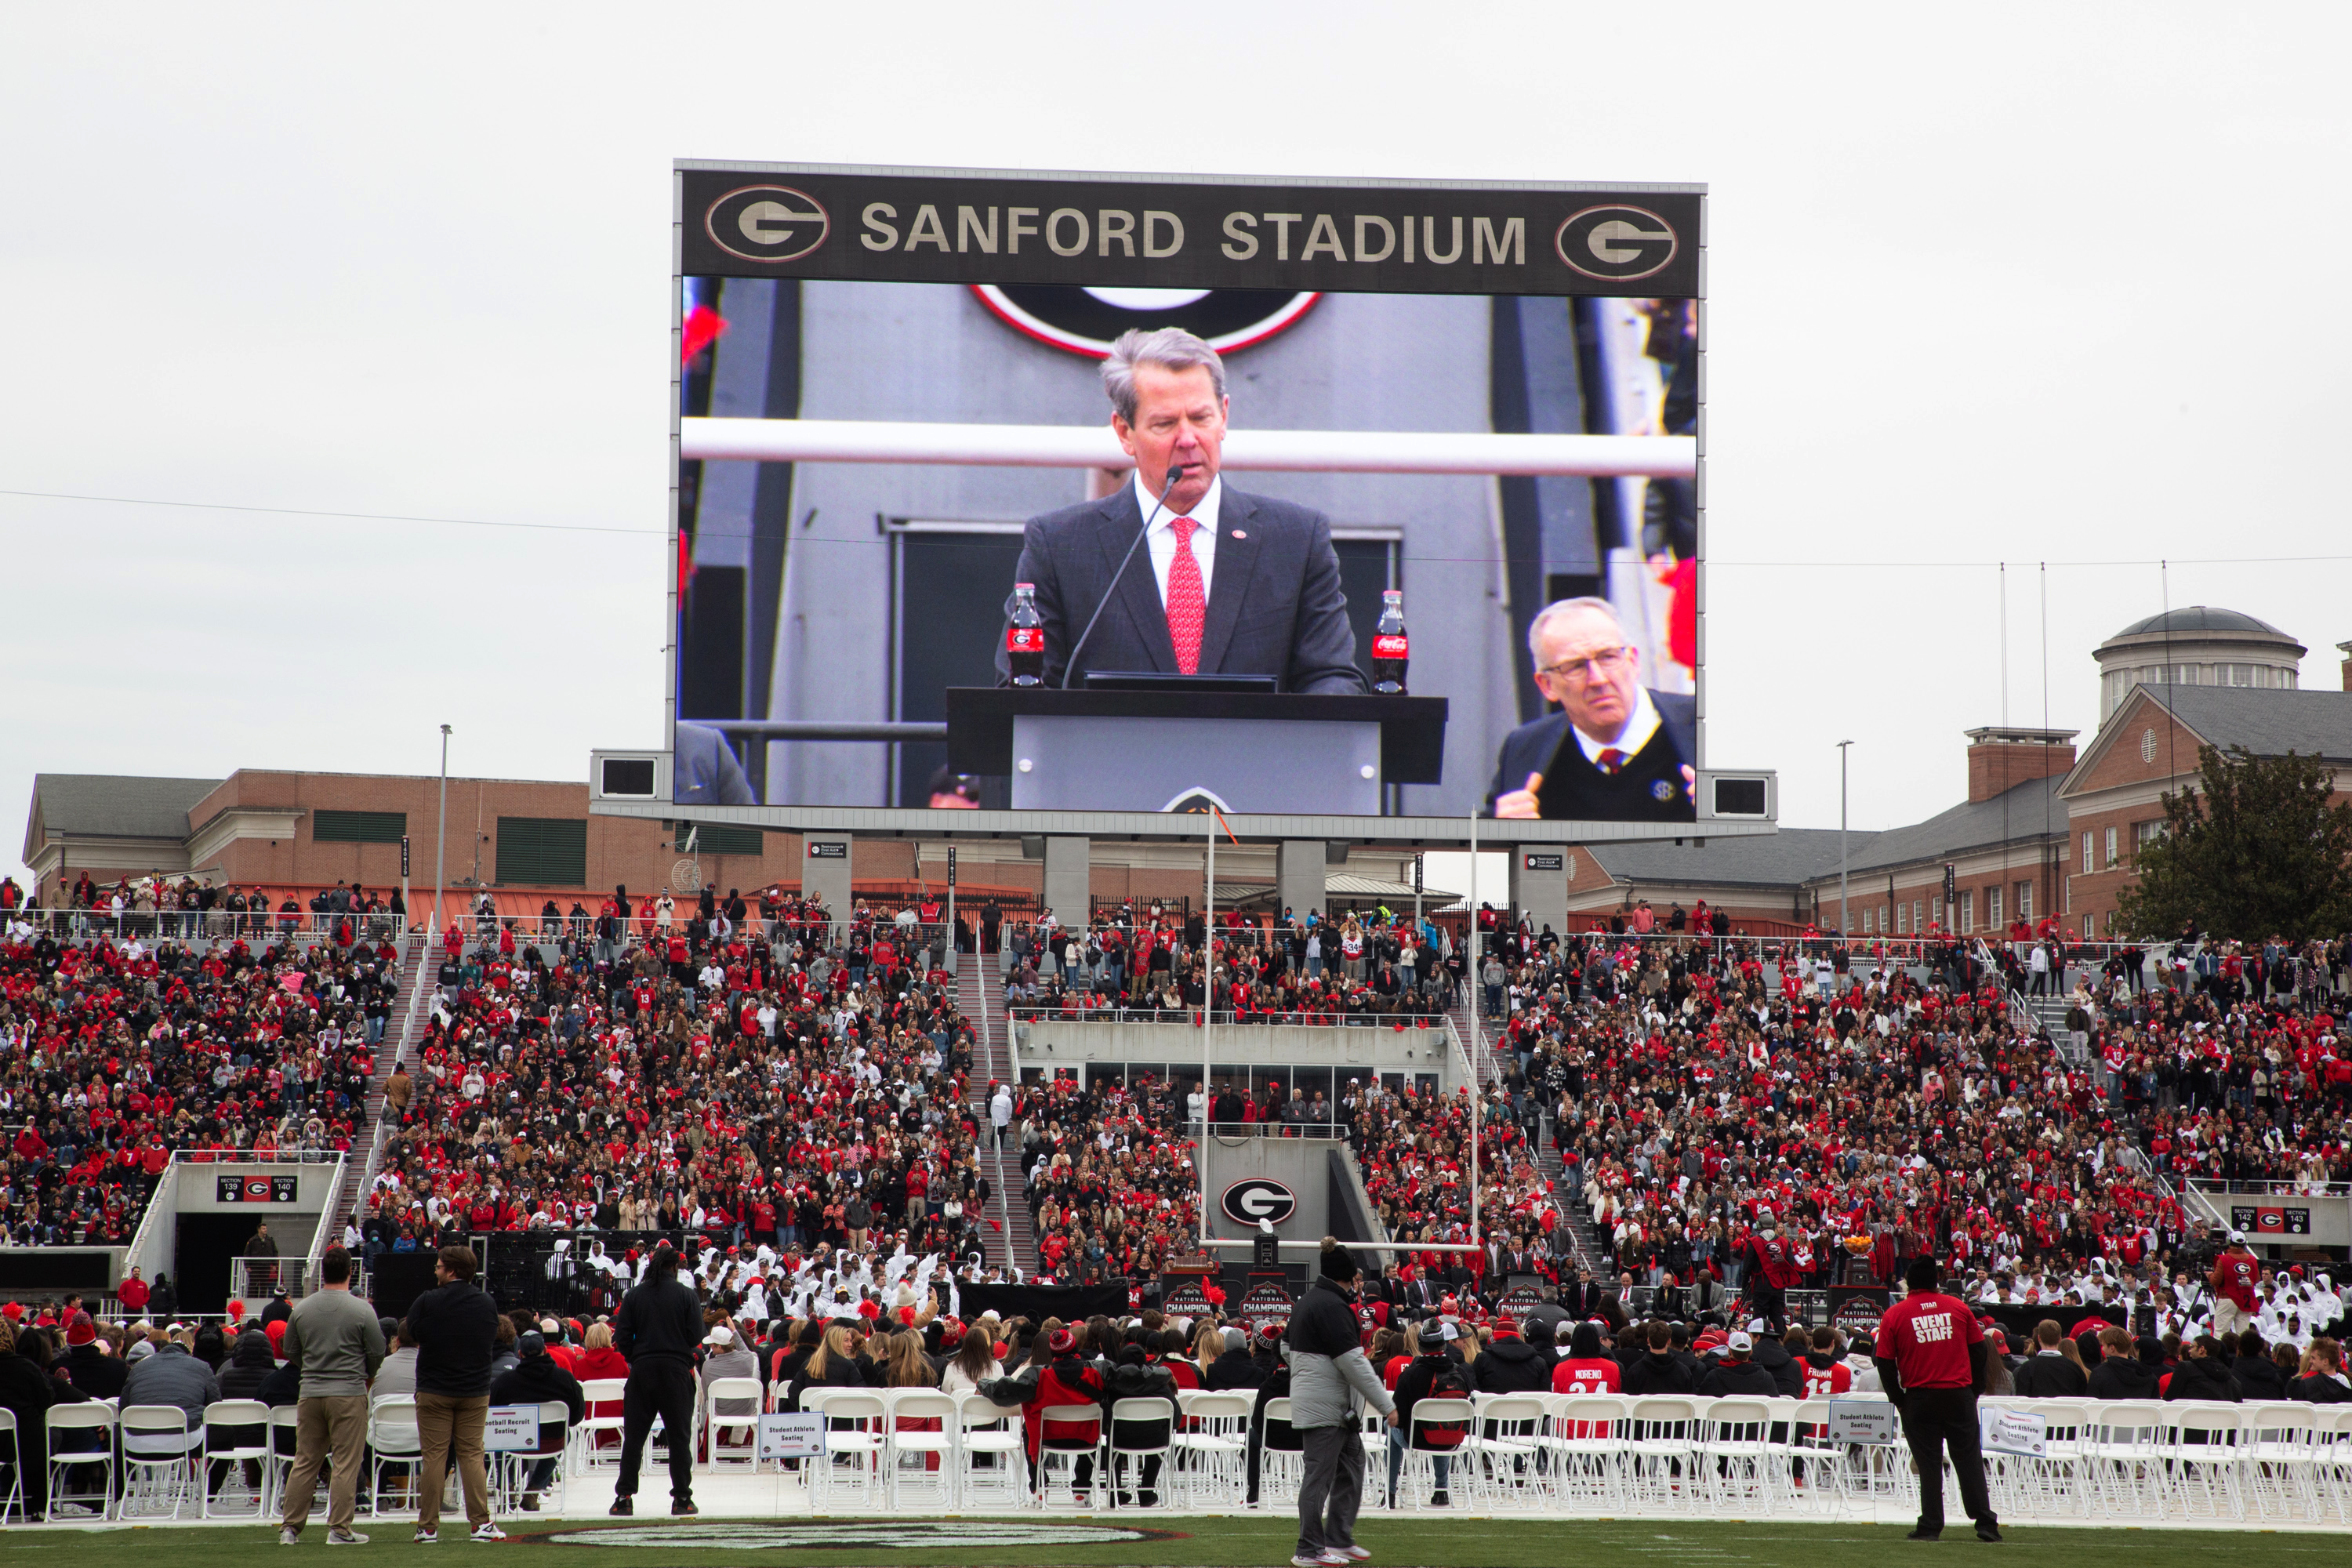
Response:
[946,687,1448,814]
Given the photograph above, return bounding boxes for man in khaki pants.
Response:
[278,1245,387,1544]
[407,1243,504,1542]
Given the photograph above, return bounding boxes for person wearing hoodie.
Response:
[1472,1319,1552,1394]
[1697,1331,1780,1397]
[1205,1327,1264,1391]
[1751,1324,1805,1398]
[0,1322,95,1520]
[489,1331,583,1510]
[218,1327,278,1400]
[1389,1325,1469,1508]
[2230,1331,2291,1403]
[2086,1332,2164,1400]
[60,1313,125,1399]
[1842,1331,1882,1393]
[1623,1320,1695,1394]
[1284,1241,1396,1568]
[2163,1336,2241,1403]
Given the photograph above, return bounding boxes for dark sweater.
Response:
[2013,1353,2089,1399]
[406,1279,502,1396]
[1623,1350,1695,1395]
[1698,1356,1780,1398]
[614,1276,703,1370]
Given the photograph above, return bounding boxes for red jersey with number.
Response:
[1802,1357,1853,1398]
[1875,1291,1981,1389]
[1551,1357,1623,1396]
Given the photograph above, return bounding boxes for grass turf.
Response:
[7,1516,2331,1568]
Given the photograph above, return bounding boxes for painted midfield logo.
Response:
[540,1520,1176,1550]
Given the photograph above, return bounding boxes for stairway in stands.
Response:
[336,932,434,1239]
[955,946,1040,1279]
[2017,990,2092,1067]
[1532,1120,1603,1276]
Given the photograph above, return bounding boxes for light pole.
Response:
[1837,739,1853,938]
[434,724,451,938]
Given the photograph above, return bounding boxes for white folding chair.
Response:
[2162,1403,2249,1522]
[118,1405,202,1519]
[703,1377,764,1469]
[1544,1393,1628,1508]
[1105,1396,1175,1508]
[953,1395,1030,1508]
[1624,1396,1701,1511]
[1395,1398,1472,1512]
[1694,1397,1774,1512]
[0,1410,25,1523]
[42,1403,117,1519]
[2315,1405,2352,1527]
[1777,1397,1831,1510]
[2083,1398,2165,1520]
[1171,1391,1250,1507]
[200,1399,273,1518]
[1035,1403,1104,1508]
[575,1377,627,1468]
[1257,1396,1305,1507]
[1468,1395,1547,1509]
[495,1399,574,1515]
[886,1392,960,1508]
[366,1396,424,1517]
[576,1382,630,1467]
[2242,1400,2318,1523]
[811,1393,887,1512]
[263,1406,303,1519]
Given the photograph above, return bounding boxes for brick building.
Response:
[1563,607,2352,940]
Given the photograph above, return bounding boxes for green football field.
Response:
[7,1515,2333,1567]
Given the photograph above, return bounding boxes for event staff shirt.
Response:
[1875,1290,1982,1390]
[2215,1250,2260,1308]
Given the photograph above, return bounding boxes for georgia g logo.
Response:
[706,185,831,263]
[1220,1178,1297,1226]
[1555,205,1678,282]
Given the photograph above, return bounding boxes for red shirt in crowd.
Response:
[1875,1290,1981,1390]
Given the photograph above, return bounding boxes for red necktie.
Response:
[1596,747,1626,776]
[1166,517,1206,674]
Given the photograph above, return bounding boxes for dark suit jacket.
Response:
[1483,691,1697,820]
[996,484,1365,694]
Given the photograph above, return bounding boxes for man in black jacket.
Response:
[1622,1321,1695,1394]
[407,1244,503,1543]
[1204,1327,1264,1391]
[1472,1322,1552,1394]
[1697,1333,1780,1397]
[611,1243,703,1517]
[2164,1336,2241,1403]
[490,1332,583,1511]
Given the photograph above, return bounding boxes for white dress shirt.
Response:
[1573,683,1661,761]
[1134,470,1221,609]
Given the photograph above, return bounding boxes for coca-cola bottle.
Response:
[1370,589,1408,694]
[1005,583,1046,687]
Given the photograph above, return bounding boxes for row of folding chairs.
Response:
[0,1399,280,1523]
[1973,1398,2352,1526]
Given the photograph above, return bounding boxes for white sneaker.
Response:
[413,1526,438,1544]
[1338,1551,1374,1562]
[1292,1555,1329,1568]
[1320,1552,1352,1565]
[280,1527,302,1546]
[470,1523,508,1542]
[328,1528,370,1545]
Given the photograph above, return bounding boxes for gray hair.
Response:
[1527,596,1624,664]
[1102,327,1226,424]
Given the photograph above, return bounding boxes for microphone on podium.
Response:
[1060,463,1188,690]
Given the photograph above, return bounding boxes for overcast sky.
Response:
[5,4,2347,887]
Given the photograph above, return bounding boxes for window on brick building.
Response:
[1987,886,2002,927]
[2104,826,2118,869]
[1958,891,1973,933]
[2132,820,2165,862]
[2016,880,2032,920]
[2082,832,2093,875]
[1912,899,1922,933]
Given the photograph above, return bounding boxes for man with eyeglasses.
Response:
[1486,597,1695,822]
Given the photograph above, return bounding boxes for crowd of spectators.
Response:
[2,914,392,1248]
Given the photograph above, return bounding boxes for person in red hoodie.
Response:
[982,1324,1105,1501]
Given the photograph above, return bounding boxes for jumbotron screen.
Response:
[670,164,1701,825]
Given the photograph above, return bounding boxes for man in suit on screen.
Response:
[1487,597,1695,822]
[994,327,1365,694]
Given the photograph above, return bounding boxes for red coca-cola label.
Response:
[1005,627,1044,653]
[1372,634,1409,659]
